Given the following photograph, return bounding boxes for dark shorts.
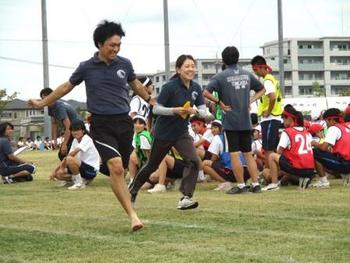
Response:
[313,148,350,174]
[279,155,315,178]
[90,113,133,168]
[212,160,250,182]
[166,159,186,179]
[261,119,281,151]
[224,130,252,153]
[0,160,36,176]
[67,161,97,179]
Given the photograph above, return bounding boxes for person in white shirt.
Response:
[129,76,154,131]
[50,119,100,190]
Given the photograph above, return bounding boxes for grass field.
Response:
[0,151,349,263]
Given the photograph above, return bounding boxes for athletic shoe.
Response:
[341,174,350,186]
[250,184,262,193]
[177,196,199,210]
[311,180,330,188]
[57,180,74,187]
[226,186,249,195]
[262,183,280,191]
[147,184,166,193]
[68,183,86,190]
[299,177,312,189]
[213,182,232,191]
[2,176,15,184]
[197,172,206,182]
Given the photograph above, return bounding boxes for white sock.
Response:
[198,170,204,177]
[72,174,83,185]
[237,183,245,189]
[320,176,328,183]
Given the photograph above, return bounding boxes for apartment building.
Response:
[152,58,252,96]
[262,36,350,97]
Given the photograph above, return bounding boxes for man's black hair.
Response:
[221,46,239,66]
[93,20,125,49]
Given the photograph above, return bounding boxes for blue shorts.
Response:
[279,155,315,178]
[68,161,97,179]
[313,148,350,174]
[0,160,36,176]
[261,119,281,151]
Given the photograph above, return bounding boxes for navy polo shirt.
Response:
[154,76,205,141]
[69,53,136,115]
[0,137,12,162]
[48,100,79,123]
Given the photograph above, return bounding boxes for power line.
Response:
[0,56,75,69]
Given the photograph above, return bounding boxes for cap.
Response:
[311,109,322,121]
[211,120,222,128]
[132,115,146,124]
[308,124,324,136]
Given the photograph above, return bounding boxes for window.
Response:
[299,86,313,95]
[155,76,159,82]
[331,86,348,95]
[331,71,350,80]
[284,86,292,96]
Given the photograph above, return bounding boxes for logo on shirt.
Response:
[116,69,126,79]
[191,91,198,101]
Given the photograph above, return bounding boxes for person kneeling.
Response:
[50,120,100,190]
[263,106,315,191]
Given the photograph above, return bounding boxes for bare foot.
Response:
[131,217,143,232]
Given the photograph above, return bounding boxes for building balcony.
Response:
[297,80,325,86]
[298,49,323,56]
[329,79,350,85]
[327,63,350,71]
[329,50,350,56]
[298,64,324,71]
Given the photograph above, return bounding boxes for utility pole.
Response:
[278,0,285,96]
[163,0,170,81]
[41,0,51,138]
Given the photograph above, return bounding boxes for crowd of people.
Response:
[1,20,349,232]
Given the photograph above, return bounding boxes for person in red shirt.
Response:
[262,105,315,191]
[312,108,350,187]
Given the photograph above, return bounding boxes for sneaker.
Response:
[250,184,262,193]
[214,182,232,191]
[68,183,86,190]
[147,184,166,193]
[311,180,330,188]
[177,196,199,210]
[226,186,249,195]
[2,176,15,184]
[57,180,74,187]
[341,174,350,186]
[197,171,206,182]
[299,177,312,189]
[262,183,279,191]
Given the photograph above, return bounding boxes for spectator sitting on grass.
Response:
[0,122,36,184]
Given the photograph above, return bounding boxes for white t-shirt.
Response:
[261,79,282,123]
[278,127,312,150]
[69,134,100,171]
[324,126,342,146]
[129,95,150,120]
[251,139,262,153]
[202,129,214,144]
[132,133,152,150]
[208,134,223,156]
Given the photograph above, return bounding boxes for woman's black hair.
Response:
[170,54,195,80]
[0,122,14,137]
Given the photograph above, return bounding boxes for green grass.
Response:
[0,151,349,263]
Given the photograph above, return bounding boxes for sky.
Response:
[0,0,349,101]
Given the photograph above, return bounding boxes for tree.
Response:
[0,89,17,115]
[312,81,325,97]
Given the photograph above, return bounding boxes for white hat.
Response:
[211,120,222,127]
[132,115,146,124]
[311,109,322,121]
